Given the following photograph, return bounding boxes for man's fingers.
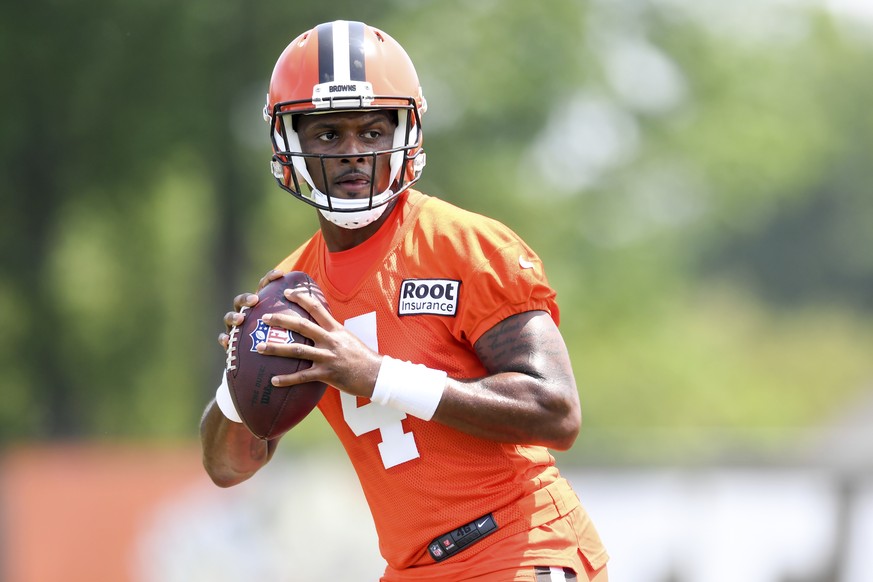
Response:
[257,269,284,292]
[232,293,259,312]
[261,312,323,342]
[283,288,335,328]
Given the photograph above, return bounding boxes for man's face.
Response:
[295,110,397,200]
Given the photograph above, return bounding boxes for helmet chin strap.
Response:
[313,189,392,229]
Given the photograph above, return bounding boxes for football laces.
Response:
[225,305,249,371]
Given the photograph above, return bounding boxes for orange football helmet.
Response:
[264,20,427,228]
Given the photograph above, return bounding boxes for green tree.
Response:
[1,0,871,456]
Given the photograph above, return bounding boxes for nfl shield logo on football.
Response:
[249,319,294,352]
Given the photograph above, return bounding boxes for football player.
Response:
[201,20,609,582]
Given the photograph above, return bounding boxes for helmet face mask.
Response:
[265,20,427,229]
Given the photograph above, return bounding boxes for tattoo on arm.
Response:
[476,311,571,382]
[477,312,542,373]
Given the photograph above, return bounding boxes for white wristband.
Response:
[215,372,243,423]
[371,356,447,421]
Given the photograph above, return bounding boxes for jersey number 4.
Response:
[341,312,420,469]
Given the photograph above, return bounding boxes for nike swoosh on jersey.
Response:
[518,256,535,269]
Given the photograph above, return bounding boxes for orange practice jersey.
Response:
[275,190,607,577]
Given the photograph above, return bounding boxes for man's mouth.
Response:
[335,172,372,195]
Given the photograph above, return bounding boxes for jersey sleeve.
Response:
[441,214,560,347]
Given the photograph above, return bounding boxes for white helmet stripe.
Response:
[317,20,367,83]
[332,21,351,81]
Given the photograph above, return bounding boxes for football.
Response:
[224,271,329,439]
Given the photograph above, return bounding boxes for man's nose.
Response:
[339,136,369,161]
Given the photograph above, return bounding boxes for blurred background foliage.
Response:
[1,0,871,462]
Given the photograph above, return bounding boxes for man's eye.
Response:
[318,132,337,141]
